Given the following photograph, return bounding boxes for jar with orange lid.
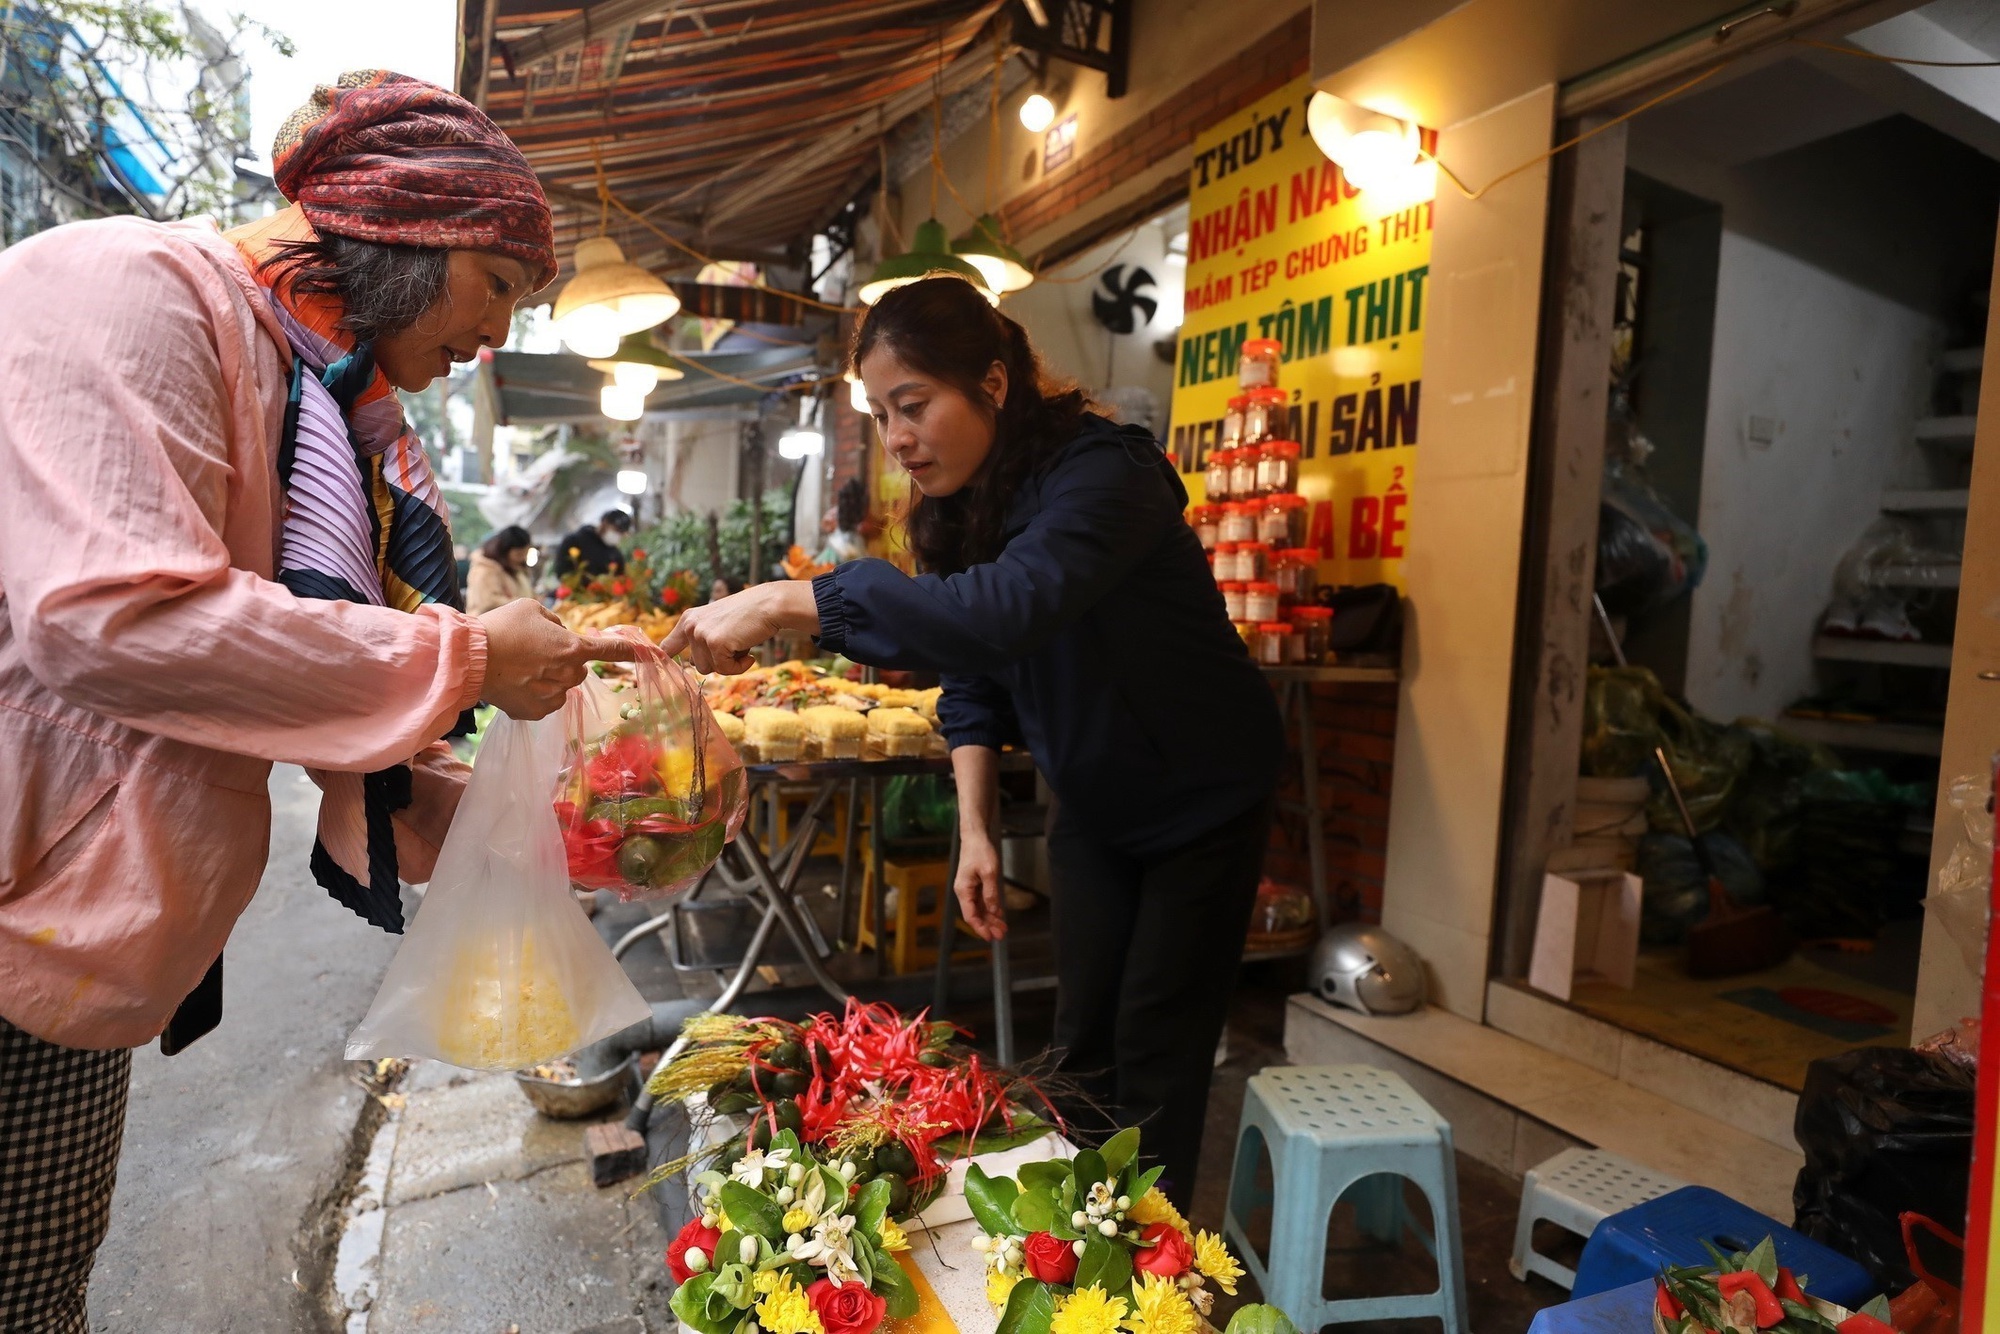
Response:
[1204,448,1233,502]
[1272,548,1316,605]
[1291,605,1332,662]
[1238,338,1282,389]
[1256,623,1290,665]
[1236,541,1270,583]
[1220,582,1247,621]
[1228,445,1260,499]
[1257,439,1300,494]
[1217,502,1256,545]
[1221,395,1248,450]
[1189,504,1221,550]
[1244,581,1281,623]
[1259,492,1309,549]
[1242,386,1288,445]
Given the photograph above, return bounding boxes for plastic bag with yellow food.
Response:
[345,711,650,1071]
[557,634,748,901]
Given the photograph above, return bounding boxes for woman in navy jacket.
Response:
[667,276,1284,1199]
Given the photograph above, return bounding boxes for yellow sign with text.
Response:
[1168,76,1435,589]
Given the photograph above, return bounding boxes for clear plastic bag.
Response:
[346,712,652,1070]
[556,641,748,900]
[1926,771,1992,978]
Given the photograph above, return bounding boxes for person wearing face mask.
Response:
[666,275,1285,1203]
[0,71,637,1328]
[552,508,634,580]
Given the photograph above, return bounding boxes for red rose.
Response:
[806,1278,887,1334]
[1022,1231,1078,1284]
[665,1218,721,1284]
[1133,1222,1193,1278]
[663,588,681,607]
[555,585,571,599]
[631,549,647,560]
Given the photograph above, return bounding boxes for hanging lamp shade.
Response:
[553,236,682,358]
[858,218,994,306]
[953,214,1033,294]
[585,331,688,387]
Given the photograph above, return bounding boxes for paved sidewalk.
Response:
[337,1061,674,1334]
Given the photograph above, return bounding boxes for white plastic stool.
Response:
[1509,1148,1685,1290]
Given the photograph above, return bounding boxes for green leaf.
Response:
[1221,1305,1299,1334]
[671,1273,739,1334]
[1012,1186,1057,1234]
[1130,1166,1163,1201]
[1050,1210,1081,1241]
[1861,1295,1892,1320]
[1072,1149,1107,1192]
[876,1252,920,1320]
[994,1278,1057,1334]
[1100,1128,1141,1177]
[933,1115,1050,1159]
[1075,1232,1133,1297]
[1745,1236,1778,1286]
[1019,1161,1071,1194]
[965,1165,1025,1237]
[854,1177,891,1236]
[720,1181,783,1241]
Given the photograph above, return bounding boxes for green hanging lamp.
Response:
[953,213,1033,294]
[858,218,993,306]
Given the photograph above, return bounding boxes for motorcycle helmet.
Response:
[1309,924,1427,1015]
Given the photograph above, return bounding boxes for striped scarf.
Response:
[230,203,468,932]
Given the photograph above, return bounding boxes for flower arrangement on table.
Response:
[964,1127,1244,1334]
[553,546,701,643]
[666,1126,918,1334]
[1653,1237,1893,1334]
[643,1000,1059,1217]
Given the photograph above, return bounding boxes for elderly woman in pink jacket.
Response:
[0,73,632,1329]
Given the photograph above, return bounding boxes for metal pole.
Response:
[1295,680,1329,926]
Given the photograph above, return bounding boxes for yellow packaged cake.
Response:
[743,706,802,763]
[866,706,932,758]
[798,704,866,760]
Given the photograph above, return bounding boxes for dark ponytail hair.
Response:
[850,275,1090,574]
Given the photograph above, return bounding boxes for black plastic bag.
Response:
[1793,1047,1975,1291]
[1596,500,1673,615]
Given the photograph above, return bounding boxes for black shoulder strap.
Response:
[277,354,305,492]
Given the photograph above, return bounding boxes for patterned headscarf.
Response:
[273,70,556,289]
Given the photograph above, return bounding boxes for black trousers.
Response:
[1046,797,1270,1206]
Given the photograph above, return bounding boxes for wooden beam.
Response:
[505,0,679,68]
[1493,117,1627,980]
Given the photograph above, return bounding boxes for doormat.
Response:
[1719,986,1899,1043]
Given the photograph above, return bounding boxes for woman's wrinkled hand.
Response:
[478,598,638,719]
[661,581,819,675]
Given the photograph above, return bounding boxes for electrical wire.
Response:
[1792,37,2000,67]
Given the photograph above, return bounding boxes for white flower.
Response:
[731,1145,793,1187]
[790,1212,862,1286]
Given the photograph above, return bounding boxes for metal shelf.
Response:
[1881,488,1969,514]
[1779,716,1944,757]
[1813,636,1952,668]
[1915,415,1978,447]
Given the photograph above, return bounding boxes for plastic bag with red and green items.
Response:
[557,641,748,900]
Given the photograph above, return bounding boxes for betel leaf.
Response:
[994,1277,1057,1334]
[1012,1185,1057,1233]
[1071,1149,1107,1193]
[1050,1209,1081,1241]
[720,1181,783,1241]
[854,1177,892,1236]
[1018,1160,1071,1194]
[1129,1165,1163,1201]
[965,1165,1025,1237]
[876,1251,920,1320]
[670,1273,737,1334]
[1221,1305,1299,1334]
[1074,1231,1133,1297]
[1744,1236,1778,1286]
[1861,1295,1892,1320]
[1100,1127,1140,1177]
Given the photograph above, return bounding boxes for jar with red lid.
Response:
[1272,548,1315,604]
[1189,504,1221,550]
[1228,445,1260,499]
[1245,581,1281,622]
[1242,386,1288,445]
[1256,623,1290,665]
[1257,440,1301,494]
[1221,395,1248,450]
[1236,541,1270,583]
[1217,502,1256,545]
[1259,493,1309,549]
[1239,338,1282,389]
[1220,582,1247,621]
[1204,448,1232,502]
[1291,605,1332,662]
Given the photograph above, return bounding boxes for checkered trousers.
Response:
[0,1015,131,1334]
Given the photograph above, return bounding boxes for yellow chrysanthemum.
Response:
[1126,1189,1189,1236]
[1193,1230,1242,1296]
[986,1270,1021,1310]
[753,1270,784,1296]
[1050,1285,1129,1334]
[755,1272,826,1334]
[878,1216,911,1253]
[1121,1274,1197,1334]
[782,1206,816,1235]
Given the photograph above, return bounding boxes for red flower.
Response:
[631,548,647,560]
[1717,1272,1784,1328]
[585,733,660,797]
[1133,1222,1194,1278]
[562,818,624,884]
[806,1278,887,1334]
[1021,1231,1078,1285]
[1655,1283,1683,1319]
[555,585,571,599]
[665,1218,721,1284]
[1774,1269,1807,1305]
[1836,1316,1895,1334]
[663,588,681,607]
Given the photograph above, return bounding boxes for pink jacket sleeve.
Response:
[0,221,486,772]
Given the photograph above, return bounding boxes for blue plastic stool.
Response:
[1571,1185,1873,1306]
[1222,1065,1469,1333]
[1524,1278,1657,1333]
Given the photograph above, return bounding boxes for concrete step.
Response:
[1283,993,1804,1221]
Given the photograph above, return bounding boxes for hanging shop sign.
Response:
[1168,75,1435,590]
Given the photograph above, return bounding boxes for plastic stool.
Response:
[1223,1065,1469,1333]
[1571,1185,1874,1306]
[1510,1148,1685,1290]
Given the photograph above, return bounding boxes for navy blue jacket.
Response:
[811,415,1284,858]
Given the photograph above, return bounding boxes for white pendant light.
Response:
[846,371,869,414]
[1306,92,1419,192]
[601,380,646,421]
[1019,92,1055,132]
[553,236,682,357]
[611,360,659,395]
[778,426,824,461]
[616,468,649,495]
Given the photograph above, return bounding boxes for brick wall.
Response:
[1265,682,1398,925]
[999,9,1312,249]
[829,393,870,494]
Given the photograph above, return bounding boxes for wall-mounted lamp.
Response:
[1306,92,1419,191]
[1019,92,1055,133]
